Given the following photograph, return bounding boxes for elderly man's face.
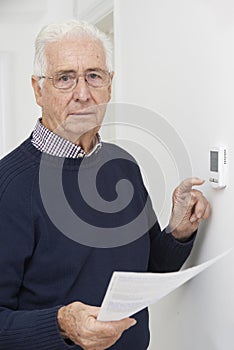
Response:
[32,37,113,144]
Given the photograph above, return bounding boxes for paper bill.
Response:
[98,249,231,321]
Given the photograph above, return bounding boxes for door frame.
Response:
[0,53,10,158]
[74,0,114,24]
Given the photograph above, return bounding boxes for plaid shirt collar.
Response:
[31,118,102,159]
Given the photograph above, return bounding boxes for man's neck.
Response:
[78,133,98,154]
[41,118,98,154]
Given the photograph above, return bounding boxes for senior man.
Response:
[0,20,210,350]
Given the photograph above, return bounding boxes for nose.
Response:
[72,76,91,102]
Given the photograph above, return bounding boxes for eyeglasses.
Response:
[39,69,111,91]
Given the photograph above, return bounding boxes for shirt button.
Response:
[78,153,84,158]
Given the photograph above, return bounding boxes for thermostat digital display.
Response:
[210,151,218,172]
[209,146,227,189]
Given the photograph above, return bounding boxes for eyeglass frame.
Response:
[37,69,112,91]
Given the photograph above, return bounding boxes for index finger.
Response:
[179,177,205,192]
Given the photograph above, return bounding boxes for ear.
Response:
[107,71,114,101]
[31,75,43,107]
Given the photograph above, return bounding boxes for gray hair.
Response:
[33,19,113,78]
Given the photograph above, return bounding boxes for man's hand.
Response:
[57,301,137,350]
[169,177,211,241]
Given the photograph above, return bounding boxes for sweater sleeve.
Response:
[147,221,196,272]
[0,172,77,350]
[138,175,196,272]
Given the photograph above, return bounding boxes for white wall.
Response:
[114,0,234,349]
[0,0,75,156]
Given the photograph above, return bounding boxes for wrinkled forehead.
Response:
[44,36,107,74]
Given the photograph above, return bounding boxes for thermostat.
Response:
[209,146,227,189]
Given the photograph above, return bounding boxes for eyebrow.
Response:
[54,70,76,75]
[86,67,107,72]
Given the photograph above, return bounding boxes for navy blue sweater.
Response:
[0,137,195,349]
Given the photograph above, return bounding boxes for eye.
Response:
[59,74,72,82]
[87,72,103,81]
[54,72,76,88]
